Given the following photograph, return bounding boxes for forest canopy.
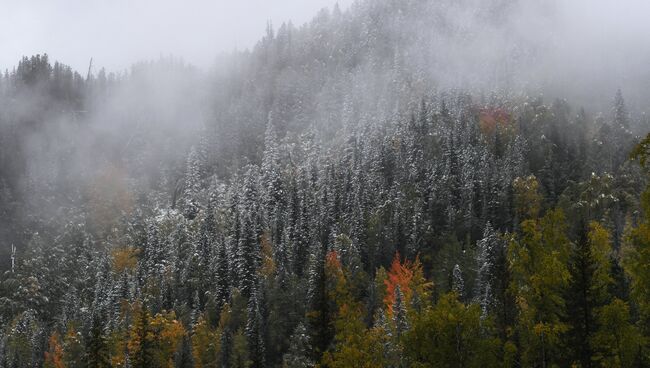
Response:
[1,0,650,367]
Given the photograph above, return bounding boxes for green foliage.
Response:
[192,315,219,368]
[508,209,571,367]
[87,316,110,368]
[1,42,650,368]
[321,253,389,368]
[403,292,501,368]
[592,299,644,367]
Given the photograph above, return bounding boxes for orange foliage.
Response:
[150,310,185,362]
[44,332,65,368]
[478,107,513,137]
[383,252,426,315]
[326,250,342,271]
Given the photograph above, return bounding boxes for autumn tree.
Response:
[87,315,110,368]
[44,332,64,368]
[403,292,500,368]
[565,222,615,367]
[129,302,154,368]
[62,325,85,368]
[508,209,571,367]
[383,252,429,315]
[191,315,219,368]
[320,251,388,368]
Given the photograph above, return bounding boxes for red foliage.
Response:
[478,107,512,136]
[326,250,342,270]
[384,252,420,314]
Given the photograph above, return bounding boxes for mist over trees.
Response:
[1,0,650,367]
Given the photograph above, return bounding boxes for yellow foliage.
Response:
[513,175,542,221]
[128,302,186,368]
[192,315,220,368]
[150,311,186,368]
[508,209,571,367]
[111,246,140,273]
[108,330,128,368]
[260,231,276,277]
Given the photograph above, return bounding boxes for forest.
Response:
[1,0,650,367]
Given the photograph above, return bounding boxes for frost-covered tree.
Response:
[451,264,465,300]
[282,323,313,368]
[392,285,409,338]
[474,222,504,318]
[182,146,203,219]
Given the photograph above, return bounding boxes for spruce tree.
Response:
[86,315,109,368]
[282,323,313,368]
[392,285,409,339]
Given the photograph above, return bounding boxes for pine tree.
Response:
[175,334,194,368]
[282,323,313,368]
[245,290,265,368]
[197,202,216,306]
[214,238,230,317]
[237,214,260,299]
[262,119,283,239]
[451,264,465,300]
[392,285,409,339]
[182,146,202,219]
[565,222,614,367]
[305,242,331,361]
[87,315,110,368]
[474,222,506,320]
[129,302,154,368]
[613,89,629,129]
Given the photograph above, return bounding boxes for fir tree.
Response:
[86,315,110,368]
[451,264,465,300]
[282,323,313,368]
[392,285,409,339]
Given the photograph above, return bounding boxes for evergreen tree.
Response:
[565,222,614,367]
[282,323,313,368]
[245,290,265,368]
[392,285,409,339]
[214,238,230,317]
[451,264,465,300]
[474,222,502,318]
[262,119,283,238]
[237,214,260,299]
[183,146,203,219]
[613,89,629,129]
[129,302,154,368]
[87,315,110,368]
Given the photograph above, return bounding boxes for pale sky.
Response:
[0,0,354,73]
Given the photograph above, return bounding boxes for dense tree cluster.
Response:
[1,0,650,367]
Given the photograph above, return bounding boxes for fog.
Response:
[0,0,649,249]
[3,0,649,110]
[3,1,650,362]
[1,0,356,72]
[388,0,650,110]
